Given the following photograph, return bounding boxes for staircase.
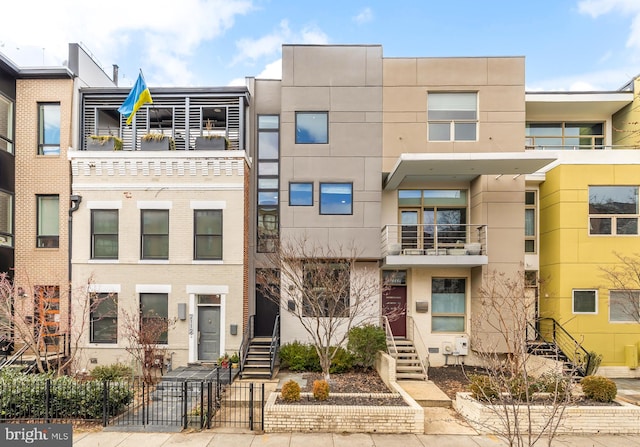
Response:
[240,337,276,379]
[390,338,427,380]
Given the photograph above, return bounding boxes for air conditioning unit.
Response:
[455,336,469,356]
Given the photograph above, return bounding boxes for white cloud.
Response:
[527,66,640,91]
[578,0,640,50]
[353,7,373,25]
[256,58,283,79]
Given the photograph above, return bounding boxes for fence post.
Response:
[228,364,232,383]
[199,381,204,429]
[142,382,146,426]
[45,379,51,423]
[249,383,254,431]
[261,383,265,432]
[207,381,212,429]
[102,381,108,427]
[183,381,188,430]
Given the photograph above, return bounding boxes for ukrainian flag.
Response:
[118,72,153,125]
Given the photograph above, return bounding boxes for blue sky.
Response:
[1,0,639,91]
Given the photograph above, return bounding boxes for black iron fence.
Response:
[0,373,265,431]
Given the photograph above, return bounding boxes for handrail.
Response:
[239,315,254,374]
[269,314,280,377]
[382,316,398,358]
[407,315,429,379]
[531,318,591,376]
[381,223,487,257]
[0,344,28,370]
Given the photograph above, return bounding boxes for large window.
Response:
[427,92,477,141]
[432,278,466,332]
[302,262,350,317]
[257,115,279,253]
[589,186,638,235]
[295,112,328,144]
[526,122,604,150]
[38,103,60,155]
[141,210,169,259]
[0,191,12,247]
[91,210,118,259]
[90,293,118,344]
[37,195,59,248]
[140,293,169,344]
[525,191,536,253]
[573,289,597,314]
[0,94,14,153]
[289,182,313,206]
[320,183,352,215]
[609,290,640,322]
[194,210,222,260]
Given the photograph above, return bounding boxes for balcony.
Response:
[381,223,488,268]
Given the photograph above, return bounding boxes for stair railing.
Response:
[0,344,28,370]
[407,315,429,379]
[532,317,591,376]
[269,314,280,377]
[239,315,254,374]
[382,316,398,358]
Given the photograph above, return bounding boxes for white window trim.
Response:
[88,284,121,294]
[87,201,122,210]
[136,284,172,294]
[572,289,598,314]
[190,200,226,210]
[137,201,172,209]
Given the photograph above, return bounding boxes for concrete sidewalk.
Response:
[72,430,640,446]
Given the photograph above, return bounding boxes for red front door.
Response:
[382,286,407,337]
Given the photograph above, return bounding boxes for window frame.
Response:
[90,292,118,344]
[427,92,477,142]
[91,209,119,259]
[194,209,223,260]
[589,186,639,236]
[319,182,353,215]
[38,102,61,155]
[431,278,466,333]
[525,190,537,253]
[0,93,14,154]
[141,209,169,260]
[257,114,280,253]
[289,182,314,207]
[609,289,640,323]
[572,289,598,314]
[0,191,13,247]
[295,112,328,144]
[36,195,59,248]
[140,293,169,344]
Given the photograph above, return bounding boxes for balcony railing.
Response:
[525,144,640,151]
[381,223,487,257]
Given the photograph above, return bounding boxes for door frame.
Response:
[187,285,228,364]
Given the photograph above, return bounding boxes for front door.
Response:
[198,306,220,361]
[382,286,407,337]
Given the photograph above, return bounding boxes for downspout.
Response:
[68,193,82,359]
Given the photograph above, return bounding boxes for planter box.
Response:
[195,136,227,150]
[141,136,173,151]
[86,137,119,151]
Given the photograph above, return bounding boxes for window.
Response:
[194,210,222,260]
[609,290,640,322]
[38,103,60,155]
[432,278,466,332]
[257,115,280,253]
[320,183,352,215]
[302,262,350,317]
[140,293,169,344]
[0,191,12,247]
[526,122,604,150]
[37,195,59,248]
[589,186,638,235]
[90,293,118,343]
[95,108,120,136]
[289,182,313,206]
[0,94,14,153]
[427,93,477,141]
[91,210,118,259]
[141,210,169,259]
[573,290,597,314]
[295,112,328,144]
[525,191,536,253]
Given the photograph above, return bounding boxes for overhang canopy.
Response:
[526,92,633,119]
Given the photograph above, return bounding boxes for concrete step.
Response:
[397,372,427,380]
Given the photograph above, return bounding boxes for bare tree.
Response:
[599,252,640,323]
[258,236,383,381]
[464,267,576,447]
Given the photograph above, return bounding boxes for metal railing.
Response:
[407,316,429,379]
[525,144,640,151]
[382,223,487,257]
[239,315,255,374]
[382,316,398,358]
[0,344,28,370]
[268,315,280,377]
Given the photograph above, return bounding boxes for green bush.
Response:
[329,346,354,373]
[535,372,572,401]
[90,363,133,381]
[347,324,387,369]
[584,351,603,376]
[468,374,499,402]
[281,379,301,402]
[581,375,617,403]
[279,341,321,372]
[508,374,537,402]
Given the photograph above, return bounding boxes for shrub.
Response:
[508,374,537,402]
[329,346,354,373]
[347,324,387,369]
[469,374,499,401]
[581,375,617,403]
[584,351,603,376]
[535,372,572,401]
[279,342,321,372]
[90,363,133,381]
[312,379,330,401]
[281,379,301,402]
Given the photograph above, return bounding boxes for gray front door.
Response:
[198,306,220,361]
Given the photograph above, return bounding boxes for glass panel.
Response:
[617,218,638,235]
[94,235,118,258]
[534,137,563,148]
[432,293,465,314]
[525,123,562,136]
[0,95,13,153]
[423,209,434,249]
[454,122,476,140]
[92,210,119,258]
[39,104,60,155]
[38,196,59,236]
[401,210,419,249]
[573,290,596,313]
[93,210,118,233]
[296,112,328,144]
[91,293,117,343]
[320,183,352,215]
[590,217,611,234]
[525,191,536,205]
[258,132,279,159]
[428,123,450,141]
[398,190,422,206]
[290,182,313,206]
[525,209,535,236]
[565,123,603,136]
[195,235,222,259]
[259,162,278,176]
[428,93,476,114]
[258,115,279,129]
[143,236,168,258]
[525,239,535,253]
[0,191,12,240]
[258,178,278,189]
[258,191,278,205]
[423,190,467,206]
[96,109,120,135]
[141,293,168,317]
[198,294,221,305]
[149,107,173,129]
[589,186,638,214]
[609,290,640,322]
[432,316,465,332]
[142,210,169,233]
[142,210,168,259]
[195,210,221,235]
